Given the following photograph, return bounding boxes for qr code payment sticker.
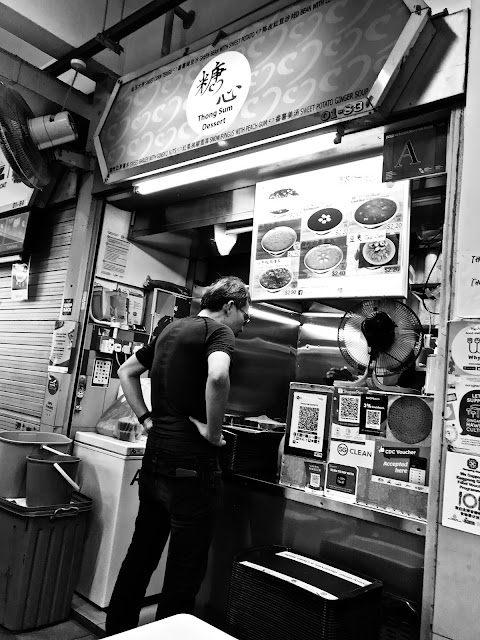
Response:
[309,472,321,488]
[297,405,320,441]
[365,409,381,429]
[339,395,361,424]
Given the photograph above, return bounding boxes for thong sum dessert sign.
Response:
[250,156,410,301]
[95,0,417,184]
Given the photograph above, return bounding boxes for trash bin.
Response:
[0,431,72,498]
[0,491,92,631]
[26,452,80,506]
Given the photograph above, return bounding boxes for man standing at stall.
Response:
[106,275,251,636]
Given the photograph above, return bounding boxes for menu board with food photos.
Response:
[250,156,410,301]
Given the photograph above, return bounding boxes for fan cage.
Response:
[0,81,51,189]
[338,300,423,377]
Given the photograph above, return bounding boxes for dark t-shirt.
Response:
[135,316,235,454]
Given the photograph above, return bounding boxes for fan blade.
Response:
[338,299,423,378]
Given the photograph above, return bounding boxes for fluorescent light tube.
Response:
[134,132,332,196]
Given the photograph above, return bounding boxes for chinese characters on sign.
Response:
[186,52,251,136]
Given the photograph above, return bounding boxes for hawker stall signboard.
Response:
[95,0,413,184]
[250,155,410,301]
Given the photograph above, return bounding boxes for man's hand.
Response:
[141,416,153,435]
[189,416,226,447]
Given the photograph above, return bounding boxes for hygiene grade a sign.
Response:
[96,0,411,183]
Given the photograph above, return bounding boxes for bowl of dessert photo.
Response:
[307,207,343,235]
[304,244,344,274]
[261,226,297,256]
[353,197,397,228]
[362,238,396,266]
[259,267,293,292]
[268,187,300,216]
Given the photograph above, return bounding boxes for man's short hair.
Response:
[200,276,250,311]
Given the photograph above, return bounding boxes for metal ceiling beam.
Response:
[0,46,92,120]
[44,0,189,78]
[0,4,117,82]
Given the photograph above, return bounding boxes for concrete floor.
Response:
[0,619,98,640]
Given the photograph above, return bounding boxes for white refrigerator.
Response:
[74,431,168,608]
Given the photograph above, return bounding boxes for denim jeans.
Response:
[105,445,223,636]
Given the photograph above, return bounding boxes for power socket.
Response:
[99,338,115,354]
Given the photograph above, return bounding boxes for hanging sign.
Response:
[250,156,410,301]
[96,0,412,183]
[382,121,447,182]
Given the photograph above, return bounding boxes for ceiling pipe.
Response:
[43,0,190,78]
[174,7,195,29]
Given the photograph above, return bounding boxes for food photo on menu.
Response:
[256,220,301,258]
[306,207,345,235]
[267,187,301,217]
[299,237,347,279]
[348,194,403,275]
[254,218,301,295]
[258,264,296,294]
[355,234,400,271]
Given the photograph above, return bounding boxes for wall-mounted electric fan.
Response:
[0,80,78,190]
[337,299,423,394]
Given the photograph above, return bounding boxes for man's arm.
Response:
[118,354,152,432]
[190,351,230,446]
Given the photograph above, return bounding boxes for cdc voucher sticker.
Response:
[442,451,480,535]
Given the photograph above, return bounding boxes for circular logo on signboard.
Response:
[337,443,348,456]
[468,458,478,470]
[186,51,251,136]
[451,325,480,374]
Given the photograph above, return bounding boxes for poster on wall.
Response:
[10,260,30,301]
[250,156,410,301]
[455,252,480,319]
[442,450,480,535]
[443,321,480,455]
[98,230,130,281]
[48,320,76,373]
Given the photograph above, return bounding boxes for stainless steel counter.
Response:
[225,471,426,536]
